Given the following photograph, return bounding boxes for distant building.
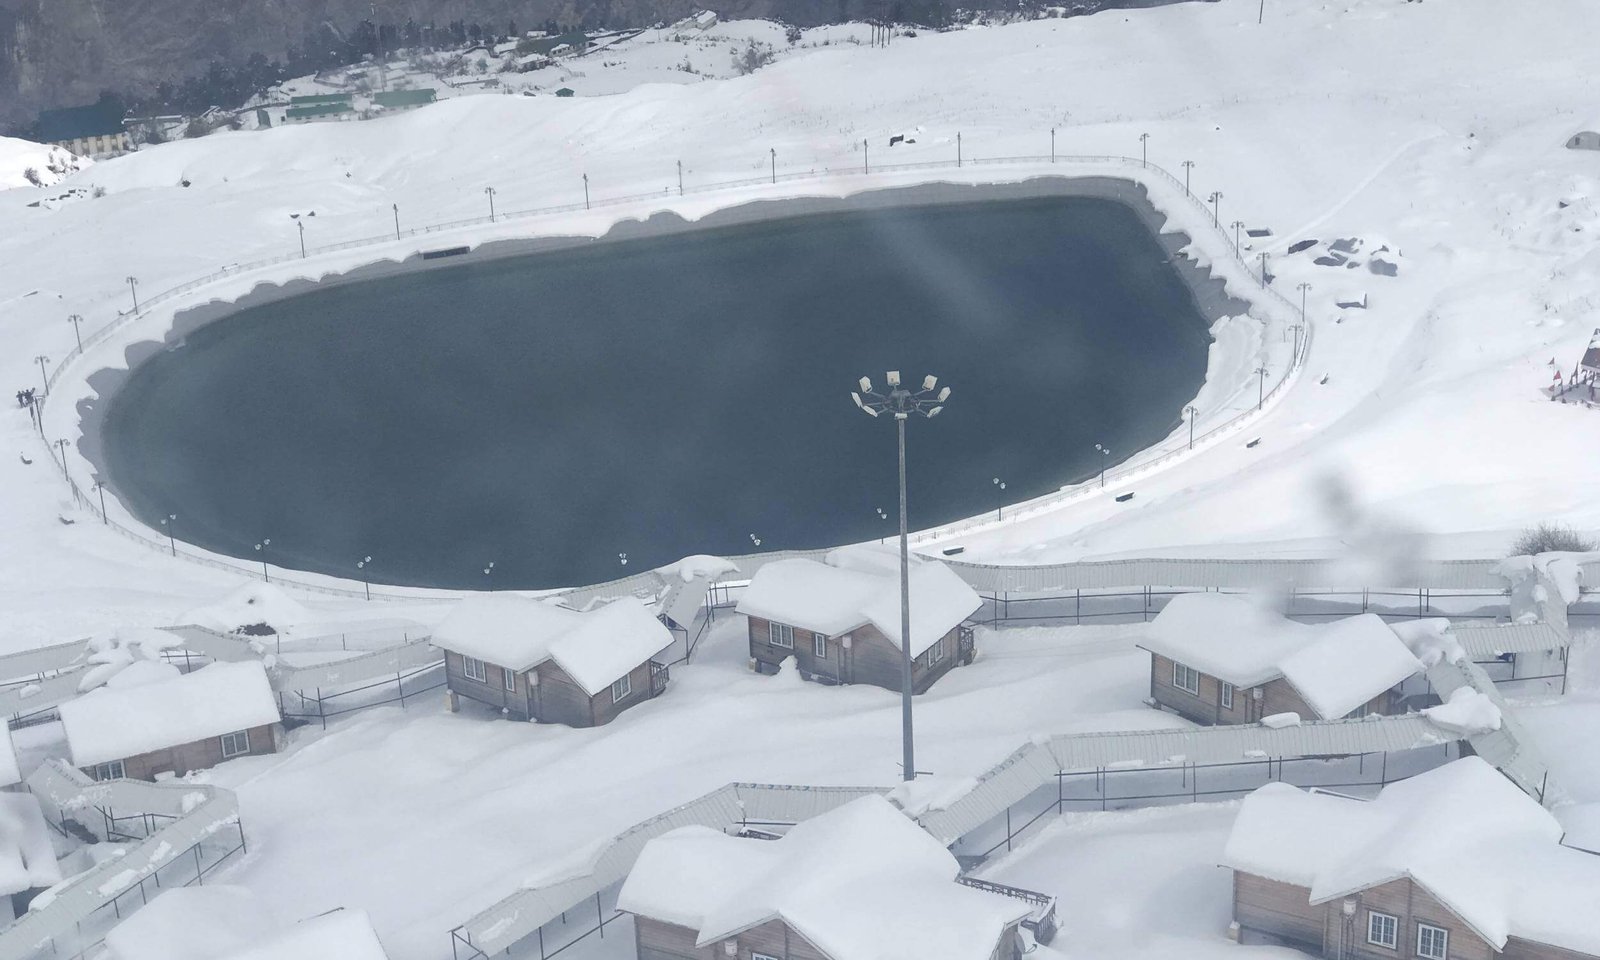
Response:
[34,101,130,158]
[285,93,355,122]
[1223,757,1600,960]
[1580,344,1600,380]
[736,557,980,693]
[515,53,554,72]
[617,795,1037,960]
[555,87,576,97]
[372,88,437,111]
[1566,131,1600,151]
[57,660,281,781]
[434,595,673,727]
[1141,592,1424,724]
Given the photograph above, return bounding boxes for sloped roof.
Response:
[59,661,279,768]
[737,559,979,655]
[617,795,1027,960]
[1222,758,1600,954]
[1143,594,1422,717]
[434,595,671,694]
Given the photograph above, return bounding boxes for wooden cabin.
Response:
[57,660,281,781]
[736,558,981,694]
[434,595,673,727]
[1223,758,1600,960]
[1141,593,1423,725]
[617,795,1033,960]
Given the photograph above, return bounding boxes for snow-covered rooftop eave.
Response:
[1134,642,1285,688]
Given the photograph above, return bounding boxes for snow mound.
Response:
[103,885,279,960]
[887,775,980,816]
[1423,687,1503,735]
[0,135,89,189]
[656,554,738,583]
[1260,712,1301,729]
[178,582,312,635]
[1390,618,1464,667]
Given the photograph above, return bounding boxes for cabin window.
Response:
[462,656,487,682]
[611,674,632,703]
[1416,923,1448,960]
[504,668,517,691]
[1172,662,1201,695]
[813,633,827,658]
[92,760,125,781]
[1367,911,1398,949]
[768,623,794,649]
[926,637,947,666]
[1220,683,1235,710]
[753,954,780,960]
[220,729,251,759]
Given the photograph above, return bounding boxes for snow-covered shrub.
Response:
[1510,522,1595,556]
[731,40,775,75]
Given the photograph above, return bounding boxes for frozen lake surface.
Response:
[102,196,1211,588]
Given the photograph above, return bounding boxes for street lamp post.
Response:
[255,538,272,582]
[1050,127,1055,163]
[357,556,373,601]
[1255,365,1268,409]
[483,560,496,590]
[126,276,140,313]
[851,371,950,782]
[92,479,107,523]
[161,514,177,556]
[1298,281,1312,322]
[876,507,889,544]
[1182,160,1194,196]
[677,160,683,197]
[583,174,590,210]
[863,139,869,175]
[393,203,401,241]
[957,131,962,168]
[33,355,48,396]
[1185,405,1199,449]
[67,314,84,351]
[55,438,70,490]
[1209,191,1223,227]
[1288,323,1304,362]
[1094,443,1110,487]
[770,148,776,184]
[485,186,497,222]
[1257,251,1270,286]
[992,477,1006,521]
[1230,220,1244,256]
[297,220,306,258]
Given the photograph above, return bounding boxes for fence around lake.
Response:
[32,150,1314,604]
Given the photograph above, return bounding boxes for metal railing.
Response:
[34,151,1305,604]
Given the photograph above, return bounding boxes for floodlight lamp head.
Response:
[923,375,937,390]
[859,376,872,393]
[862,405,880,417]
[937,386,951,402]
[926,406,943,418]
[851,392,864,410]
[886,370,901,387]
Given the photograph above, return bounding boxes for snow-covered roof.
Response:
[59,660,280,768]
[104,886,279,960]
[218,908,389,960]
[0,723,19,788]
[177,582,311,635]
[1143,594,1423,717]
[617,795,1028,960]
[0,794,61,897]
[433,595,672,694]
[736,559,980,655]
[1222,757,1600,955]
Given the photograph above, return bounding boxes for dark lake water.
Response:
[102,197,1212,589]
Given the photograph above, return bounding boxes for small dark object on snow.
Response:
[941,546,965,556]
[889,134,905,146]
[57,515,75,525]
[1330,237,1361,254]
[1336,295,1368,309]
[18,454,32,465]
[1320,375,1330,384]
[1245,437,1262,449]
[1287,239,1317,254]
[1368,258,1398,277]
[1246,228,1272,238]
[1314,254,1347,267]
[1115,492,1135,502]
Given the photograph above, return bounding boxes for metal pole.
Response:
[957,131,962,168]
[583,174,589,210]
[1182,160,1193,196]
[1050,127,1055,163]
[34,355,48,395]
[770,147,776,184]
[677,160,683,196]
[298,220,305,258]
[897,414,914,782]
[68,314,83,351]
[95,482,106,523]
[127,276,140,313]
[393,203,400,240]
[863,139,869,175]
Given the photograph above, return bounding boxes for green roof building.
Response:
[373,89,438,110]
[285,102,354,122]
[289,93,354,106]
[555,88,576,98]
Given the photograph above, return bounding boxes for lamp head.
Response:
[858,376,872,393]
[926,406,942,418]
[886,370,901,387]
[922,374,937,391]
[937,386,951,402]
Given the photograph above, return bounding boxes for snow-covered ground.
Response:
[6,0,1600,956]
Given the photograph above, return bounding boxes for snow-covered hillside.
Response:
[1,0,1598,627]
[0,135,89,189]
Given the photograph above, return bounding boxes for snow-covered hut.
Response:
[735,558,981,693]
[617,795,1033,960]
[1223,757,1600,960]
[1141,593,1424,724]
[0,794,62,923]
[433,595,673,727]
[1566,131,1600,151]
[58,660,281,781]
[104,885,389,960]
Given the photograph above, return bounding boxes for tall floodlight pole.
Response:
[992,477,1006,521]
[770,148,776,184]
[1139,132,1149,168]
[485,186,497,222]
[1231,220,1245,256]
[1257,251,1270,286]
[483,560,496,590]
[1298,281,1312,323]
[863,139,870,175]
[851,371,950,782]
[297,220,306,258]
[1050,127,1056,163]
[1288,323,1304,362]
[1182,160,1194,196]
[393,203,401,240]
[55,438,70,490]
[161,514,177,556]
[255,538,272,582]
[1209,191,1223,227]
[1094,443,1110,487]
[1185,405,1199,449]
[126,276,140,313]
[33,355,49,395]
[583,174,590,210]
[67,314,84,351]
[1255,365,1268,409]
[92,479,108,523]
[357,556,373,601]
